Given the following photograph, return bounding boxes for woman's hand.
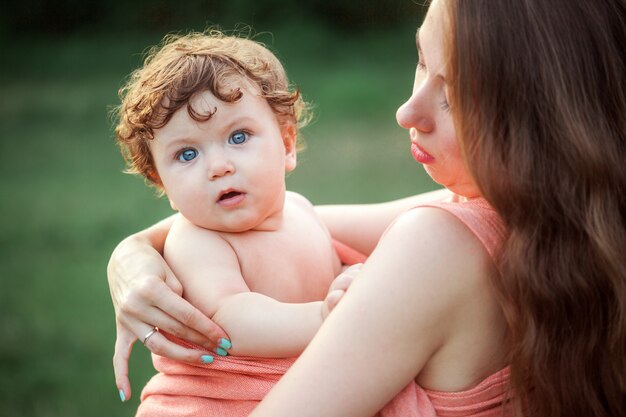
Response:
[108,235,230,400]
[322,263,362,319]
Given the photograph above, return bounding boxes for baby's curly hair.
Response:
[114,29,310,186]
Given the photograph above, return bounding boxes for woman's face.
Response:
[396,0,479,198]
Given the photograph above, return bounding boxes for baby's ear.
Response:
[147,168,162,187]
[282,123,297,172]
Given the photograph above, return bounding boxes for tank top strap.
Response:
[414,198,506,260]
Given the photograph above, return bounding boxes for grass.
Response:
[0,22,436,417]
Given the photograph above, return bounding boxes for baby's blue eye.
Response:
[177,148,198,162]
[229,131,248,145]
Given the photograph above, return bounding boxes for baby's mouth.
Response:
[218,190,243,202]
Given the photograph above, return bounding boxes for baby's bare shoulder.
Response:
[166,215,233,258]
[285,190,314,209]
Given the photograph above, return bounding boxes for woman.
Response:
[108,0,626,415]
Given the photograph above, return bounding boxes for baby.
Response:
[114,30,350,415]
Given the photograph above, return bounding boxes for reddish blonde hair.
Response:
[444,0,626,415]
[114,30,309,186]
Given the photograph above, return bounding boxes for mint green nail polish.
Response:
[216,347,228,356]
[201,355,214,364]
[219,338,232,350]
[119,389,126,402]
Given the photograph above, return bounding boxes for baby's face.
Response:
[150,80,297,232]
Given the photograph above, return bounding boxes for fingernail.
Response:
[201,355,214,364]
[218,338,232,350]
[119,389,126,402]
[216,347,228,356]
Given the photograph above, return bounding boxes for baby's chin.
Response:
[191,214,282,234]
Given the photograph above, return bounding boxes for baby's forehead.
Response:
[188,77,263,107]
[214,74,262,97]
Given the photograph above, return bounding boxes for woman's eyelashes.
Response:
[176,148,198,162]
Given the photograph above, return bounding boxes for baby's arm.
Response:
[165,218,323,358]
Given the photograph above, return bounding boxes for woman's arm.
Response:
[107,215,229,400]
[250,207,483,416]
[315,188,450,255]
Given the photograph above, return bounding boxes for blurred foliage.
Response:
[3,0,425,36]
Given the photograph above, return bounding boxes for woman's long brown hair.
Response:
[445,0,626,415]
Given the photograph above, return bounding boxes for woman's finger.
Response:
[141,330,217,364]
[163,263,184,295]
[113,322,218,403]
[124,304,219,351]
[118,275,230,349]
[151,284,230,347]
[113,324,136,402]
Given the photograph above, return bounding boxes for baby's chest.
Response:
[228,230,337,302]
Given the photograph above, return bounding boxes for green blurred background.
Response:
[0,1,433,415]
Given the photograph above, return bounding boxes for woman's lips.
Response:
[411,142,435,164]
[217,190,246,207]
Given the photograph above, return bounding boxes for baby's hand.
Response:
[322,263,363,319]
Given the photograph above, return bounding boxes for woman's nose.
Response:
[396,94,434,134]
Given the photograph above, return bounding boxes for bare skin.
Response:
[249,1,509,415]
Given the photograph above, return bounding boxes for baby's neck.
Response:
[247,209,284,232]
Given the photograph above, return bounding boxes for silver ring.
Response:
[142,327,158,345]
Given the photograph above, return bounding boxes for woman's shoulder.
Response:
[377,205,498,304]
[386,205,493,264]
[379,206,507,391]
[405,198,506,260]
[350,205,504,388]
